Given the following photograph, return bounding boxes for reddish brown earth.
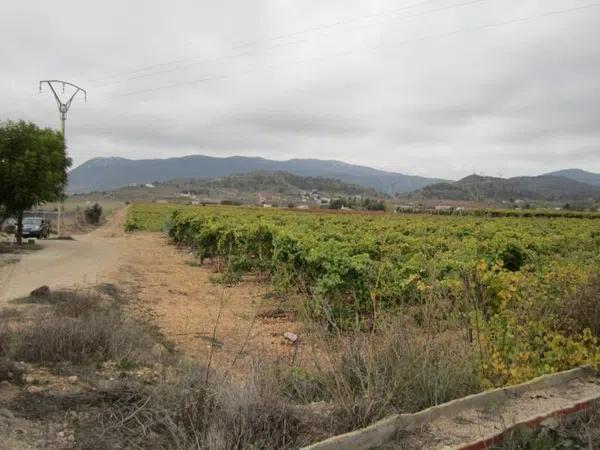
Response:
[116,230,317,376]
[1,209,316,376]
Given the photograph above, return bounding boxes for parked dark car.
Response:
[1,218,17,234]
[21,217,50,239]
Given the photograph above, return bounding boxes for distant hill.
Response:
[408,174,600,202]
[67,155,446,194]
[545,169,600,187]
[187,171,383,196]
[99,171,384,202]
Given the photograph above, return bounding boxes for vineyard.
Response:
[126,203,600,387]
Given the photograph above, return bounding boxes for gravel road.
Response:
[0,209,126,305]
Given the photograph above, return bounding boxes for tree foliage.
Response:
[0,120,71,241]
[329,197,385,211]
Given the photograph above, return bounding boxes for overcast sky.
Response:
[1,0,599,180]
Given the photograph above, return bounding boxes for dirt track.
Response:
[0,209,307,374]
[0,209,127,305]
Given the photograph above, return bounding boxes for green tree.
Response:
[0,120,71,243]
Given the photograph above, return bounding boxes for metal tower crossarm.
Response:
[39,80,87,136]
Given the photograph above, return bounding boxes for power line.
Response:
[2,0,454,116]
[91,0,492,89]
[87,0,446,85]
[109,2,600,99]
[90,37,313,88]
[4,1,597,121]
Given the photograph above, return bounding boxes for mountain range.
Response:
[544,169,600,186]
[66,155,446,194]
[68,154,600,203]
[409,174,600,203]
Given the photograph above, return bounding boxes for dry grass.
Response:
[5,288,156,366]
[0,283,482,449]
[68,317,479,449]
[13,311,150,365]
[561,272,600,337]
[0,288,315,448]
[64,364,312,450]
[319,321,480,431]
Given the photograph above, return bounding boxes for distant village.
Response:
[122,182,596,214]
[172,187,363,209]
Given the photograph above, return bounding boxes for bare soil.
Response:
[115,231,316,376]
[0,357,168,449]
[0,210,127,305]
[1,209,315,377]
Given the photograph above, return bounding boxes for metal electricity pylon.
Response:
[39,80,87,236]
[39,80,87,137]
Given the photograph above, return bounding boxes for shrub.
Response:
[499,242,526,272]
[220,199,241,206]
[322,319,480,430]
[84,203,103,224]
[464,267,600,387]
[206,372,306,449]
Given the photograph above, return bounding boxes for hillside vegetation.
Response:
[81,171,384,203]
[175,171,383,196]
[546,168,600,186]
[410,174,600,203]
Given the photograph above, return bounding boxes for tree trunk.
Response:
[16,210,23,245]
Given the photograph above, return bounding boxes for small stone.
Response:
[23,375,35,384]
[57,431,65,438]
[283,331,298,343]
[0,380,11,388]
[30,285,51,297]
[26,385,43,394]
[67,375,78,384]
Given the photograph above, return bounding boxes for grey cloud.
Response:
[1,0,600,177]
[567,146,600,161]
[221,110,370,136]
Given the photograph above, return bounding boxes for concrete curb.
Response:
[456,394,600,450]
[301,366,595,450]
